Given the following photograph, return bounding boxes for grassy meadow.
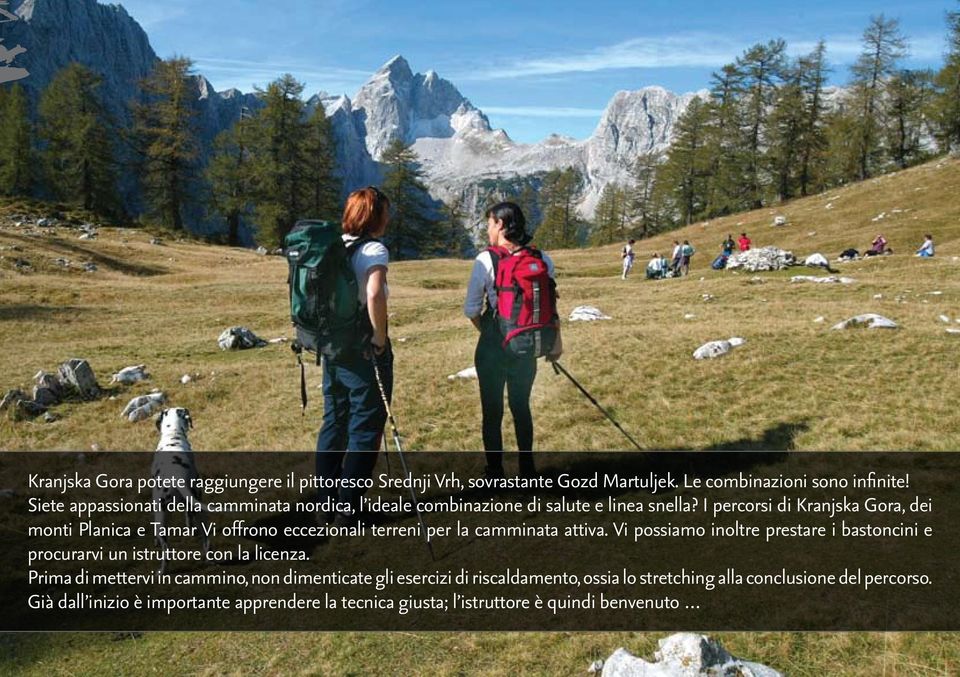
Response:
[2,157,959,451]
[1,158,959,675]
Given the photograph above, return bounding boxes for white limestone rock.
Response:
[600,633,782,677]
[121,392,166,423]
[569,306,612,322]
[726,247,795,272]
[790,275,855,285]
[447,366,478,381]
[218,326,268,350]
[111,364,149,384]
[693,337,745,360]
[804,253,829,268]
[831,314,898,330]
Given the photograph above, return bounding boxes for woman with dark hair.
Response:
[463,202,562,477]
[316,186,392,526]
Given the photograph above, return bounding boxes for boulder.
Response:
[0,389,27,413]
[218,326,268,351]
[726,247,795,272]
[121,392,166,423]
[804,253,829,268]
[693,337,745,360]
[773,215,788,226]
[569,306,612,322]
[111,365,150,385]
[83,262,97,273]
[790,275,855,285]
[831,314,898,330]
[33,371,64,407]
[57,359,101,400]
[600,633,782,677]
[255,246,269,255]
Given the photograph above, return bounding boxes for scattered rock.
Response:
[831,314,898,330]
[15,398,47,420]
[947,329,960,335]
[1,389,27,413]
[773,215,788,226]
[83,262,97,273]
[747,277,765,285]
[600,633,782,677]
[871,212,887,222]
[150,237,163,246]
[33,371,64,407]
[873,294,883,300]
[218,326,268,350]
[813,316,825,323]
[569,306,612,322]
[58,359,101,400]
[121,392,166,423]
[927,291,943,296]
[36,217,55,227]
[111,365,149,385]
[693,337,745,360]
[683,313,696,320]
[804,253,829,268]
[54,257,70,267]
[701,294,715,303]
[14,257,31,271]
[43,412,60,423]
[790,275,855,285]
[447,366,478,381]
[727,247,795,272]
[255,246,269,256]
[180,374,192,384]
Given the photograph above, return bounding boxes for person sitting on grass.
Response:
[869,234,888,255]
[916,234,935,258]
[646,252,665,279]
[738,232,752,252]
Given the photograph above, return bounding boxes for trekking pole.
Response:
[370,354,436,561]
[551,360,644,451]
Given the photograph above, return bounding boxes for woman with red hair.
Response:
[316,186,392,526]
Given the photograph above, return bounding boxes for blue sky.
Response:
[118,0,955,143]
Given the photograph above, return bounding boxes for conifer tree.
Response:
[797,40,830,196]
[535,167,582,249]
[932,3,960,153]
[132,57,201,230]
[884,69,935,169]
[629,151,662,238]
[656,97,711,225]
[590,182,627,245]
[704,63,746,216]
[38,63,120,215]
[205,109,255,245]
[0,84,34,197]
[850,15,908,179]
[247,74,310,247]
[303,103,341,221]
[380,137,440,259]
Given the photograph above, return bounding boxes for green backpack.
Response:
[284,220,373,408]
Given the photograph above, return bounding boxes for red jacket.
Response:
[738,236,751,252]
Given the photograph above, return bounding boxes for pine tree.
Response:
[535,167,582,249]
[440,193,470,257]
[247,74,310,247]
[303,103,341,221]
[38,63,120,215]
[884,69,935,169]
[132,57,201,230]
[656,97,711,225]
[932,3,960,153]
[380,137,440,259]
[704,63,746,216]
[798,40,830,196]
[0,84,34,197]
[767,59,806,202]
[205,109,255,246]
[590,182,627,245]
[736,39,787,208]
[628,151,662,238]
[850,15,908,179]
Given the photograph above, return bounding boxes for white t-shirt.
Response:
[623,243,634,260]
[343,235,389,306]
[463,248,556,318]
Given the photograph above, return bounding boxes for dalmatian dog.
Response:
[151,408,209,574]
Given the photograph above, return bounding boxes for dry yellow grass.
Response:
[2,161,959,674]
[2,158,959,451]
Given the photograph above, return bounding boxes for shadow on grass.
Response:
[3,233,168,277]
[0,305,91,321]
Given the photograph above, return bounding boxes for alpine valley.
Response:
[5,0,702,229]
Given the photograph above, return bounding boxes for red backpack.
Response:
[488,245,559,358]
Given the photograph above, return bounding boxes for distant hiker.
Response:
[464,202,562,477]
[916,234,935,258]
[721,234,735,257]
[711,253,728,270]
[621,239,636,279]
[315,186,393,524]
[679,240,695,276]
[738,233,751,252]
[671,240,682,276]
[869,234,888,255]
[646,252,666,279]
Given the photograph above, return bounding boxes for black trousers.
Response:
[474,318,537,469]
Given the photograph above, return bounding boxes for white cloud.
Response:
[479,105,606,118]
[464,31,948,81]
[192,57,370,94]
